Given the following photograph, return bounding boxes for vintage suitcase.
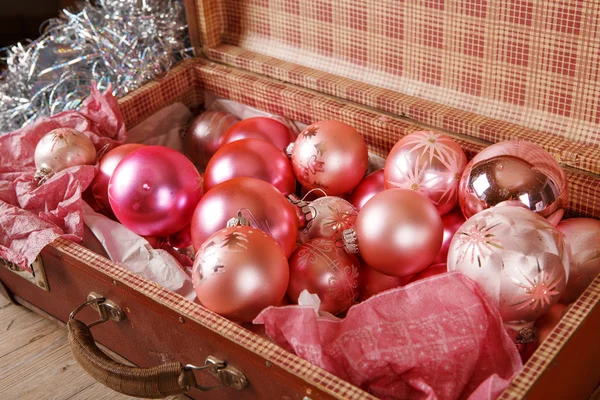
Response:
[1,0,600,399]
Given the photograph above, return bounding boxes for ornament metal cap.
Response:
[285,142,295,158]
[342,228,359,254]
[226,211,252,227]
[286,194,312,229]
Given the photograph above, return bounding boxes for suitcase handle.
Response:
[67,295,249,398]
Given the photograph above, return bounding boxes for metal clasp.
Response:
[69,292,125,328]
[185,356,248,391]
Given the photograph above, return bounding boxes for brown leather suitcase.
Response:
[1,1,600,399]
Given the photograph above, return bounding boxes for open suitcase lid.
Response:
[185,0,600,179]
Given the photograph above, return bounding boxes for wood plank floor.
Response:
[0,295,184,400]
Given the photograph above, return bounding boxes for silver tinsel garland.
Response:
[0,0,191,134]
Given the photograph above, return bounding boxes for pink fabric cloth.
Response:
[0,86,125,271]
[254,272,522,400]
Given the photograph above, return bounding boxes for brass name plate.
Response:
[0,255,49,291]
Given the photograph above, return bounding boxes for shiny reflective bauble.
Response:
[348,169,385,210]
[192,225,289,323]
[203,138,296,195]
[91,143,146,215]
[188,110,239,170]
[358,262,406,301]
[299,196,357,243]
[34,128,97,174]
[191,177,298,257]
[557,218,600,304]
[353,189,443,277]
[287,238,360,314]
[458,140,568,226]
[447,205,570,328]
[408,263,447,283]
[221,116,295,153]
[384,131,467,216]
[291,120,368,196]
[108,146,203,237]
[168,224,193,249]
[432,208,466,265]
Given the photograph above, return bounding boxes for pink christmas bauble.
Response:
[191,177,298,257]
[168,224,193,249]
[447,205,570,328]
[287,238,360,314]
[358,262,406,301]
[345,189,443,277]
[91,143,146,216]
[458,140,568,225]
[188,110,239,169]
[408,263,448,283]
[108,146,203,237]
[384,131,467,216]
[557,218,600,304]
[298,196,357,243]
[291,120,368,196]
[432,208,466,265]
[348,169,385,210]
[221,116,295,153]
[203,138,296,195]
[192,225,289,323]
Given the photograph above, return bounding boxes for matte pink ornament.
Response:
[191,177,298,257]
[203,138,296,195]
[458,140,568,226]
[358,262,406,301]
[384,131,467,216]
[108,146,203,237]
[291,120,368,196]
[298,196,357,243]
[188,110,239,169]
[221,116,295,153]
[432,208,466,265]
[287,238,360,315]
[348,169,385,210]
[557,218,600,304]
[193,225,289,323]
[344,189,443,277]
[447,205,570,328]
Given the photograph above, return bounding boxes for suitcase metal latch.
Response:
[185,356,249,391]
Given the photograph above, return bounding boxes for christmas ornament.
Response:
[557,218,600,304]
[188,110,239,169]
[348,169,385,210]
[203,138,296,195]
[432,208,466,265]
[359,262,406,300]
[298,196,357,243]
[34,128,97,183]
[91,143,145,215]
[108,146,202,237]
[384,131,467,216]
[168,224,193,249]
[287,238,360,315]
[343,189,443,277]
[191,177,298,257]
[221,117,295,153]
[447,205,570,328]
[535,303,568,343]
[458,140,568,225]
[408,263,447,283]
[291,120,368,196]
[192,224,289,323]
[0,0,190,134]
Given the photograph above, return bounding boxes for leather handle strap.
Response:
[67,319,196,398]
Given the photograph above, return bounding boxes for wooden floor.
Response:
[0,295,184,400]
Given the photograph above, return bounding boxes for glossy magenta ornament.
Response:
[384,131,467,216]
[203,138,296,195]
[188,110,239,169]
[287,238,360,314]
[191,177,298,257]
[447,205,570,328]
[358,262,406,301]
[557,218,600,304]
[458,140,568,225]
[432,208,466,265]
[344,189,443,277]
[108,146,203,237]
[221,116,295,153]
[91,143,146,215]
[298,196,357,243]
[291,120,368,196]
[348,169,385,210]
[192,225,289,323]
